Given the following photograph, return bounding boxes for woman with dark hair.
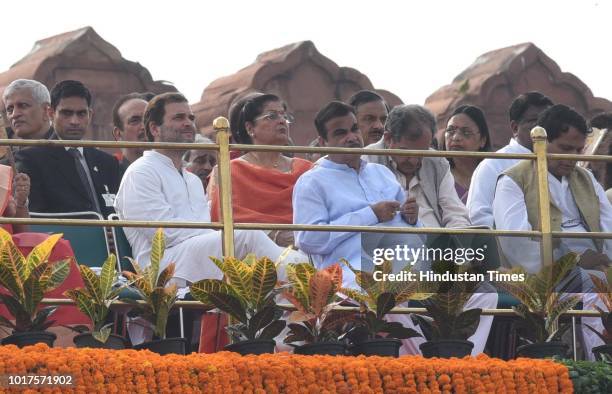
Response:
[208,93,313,247]
[442,105,491,203]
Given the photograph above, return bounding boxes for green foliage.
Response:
[122,229,178,339]
[495,252,581,343]
[282,263,349,344]
[586,269,612,345]
[63,255,126,343]
[190,254,285,342]
[0,228,70,333]
[560,360,612,394]
[341,260,429,343]
[413,295,482,341]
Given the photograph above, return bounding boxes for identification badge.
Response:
[102,193,116,207]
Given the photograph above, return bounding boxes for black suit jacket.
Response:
[15,140,121,218]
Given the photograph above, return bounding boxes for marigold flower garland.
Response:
[0,344,573,393]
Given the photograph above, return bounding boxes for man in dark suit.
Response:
[16,80,120,217]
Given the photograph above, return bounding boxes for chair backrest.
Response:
[108,213,134,273]
[29,211,110,268]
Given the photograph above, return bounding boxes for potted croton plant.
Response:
[412,288,482,358]
[64,254,129,349]
[496,252,581,359]
[0,230,70,347]
[283,263,350,355]
[123,229,185,355]
[341,260,428,357]
[405,260,484,358]
[586,268,612,360]
[190,254,286,355]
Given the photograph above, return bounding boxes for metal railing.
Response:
[0,121,610,321]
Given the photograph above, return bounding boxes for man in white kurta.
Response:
[468,92,553,227]
[494,104,610,360]
[115,93,303,285]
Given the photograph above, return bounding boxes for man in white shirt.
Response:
[494,104,611,359]
[468,92,553,227]
[364,104,470,228]
[115,92,303,286]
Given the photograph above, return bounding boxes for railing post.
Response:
[213,117,234,257]
[531,126,553,266]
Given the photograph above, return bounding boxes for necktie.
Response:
[68,148,102,213]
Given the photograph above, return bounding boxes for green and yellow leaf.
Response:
[251,257,277,307]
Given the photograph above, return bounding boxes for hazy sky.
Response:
[2,0,610,106]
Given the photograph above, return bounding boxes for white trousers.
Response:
[163,229,305,283]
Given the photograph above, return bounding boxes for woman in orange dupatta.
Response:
[208,93,312,247]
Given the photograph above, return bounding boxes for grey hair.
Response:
[183,134,214,162]
[385,104,437,142]
[2,79,51,105]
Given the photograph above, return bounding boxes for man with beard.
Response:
[183,134,216,191]
[348,90,389,146]
[16,80,120,217]
[111,92,153,178]
[115,92,305,286]
[364,104,470,228]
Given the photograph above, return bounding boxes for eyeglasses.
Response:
[254,111,295,124]
[444,126,479,139]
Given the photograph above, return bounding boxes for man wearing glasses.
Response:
[467,92,553,227]
[494,104,611,360]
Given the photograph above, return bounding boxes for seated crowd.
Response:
[0,78,610,358]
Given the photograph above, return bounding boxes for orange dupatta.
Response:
[209,158,313,224]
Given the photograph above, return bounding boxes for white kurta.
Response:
[115,150,303,283]
[494,168,611,359]
[494,169,612,272]
[467,139,531,228]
